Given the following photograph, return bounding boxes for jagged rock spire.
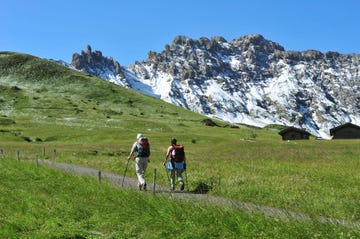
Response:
[71,45,124,78]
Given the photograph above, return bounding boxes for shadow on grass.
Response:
[191,182,213,194]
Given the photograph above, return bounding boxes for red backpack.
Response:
[171,145,185,162]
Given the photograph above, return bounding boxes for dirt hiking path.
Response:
[38,159,359,230]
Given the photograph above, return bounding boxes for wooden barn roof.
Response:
[330,122,360,135]
[278,126,311,136]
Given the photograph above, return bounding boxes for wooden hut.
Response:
[278,127,311,140]
[330,123,360,139]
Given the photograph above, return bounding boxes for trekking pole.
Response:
[122,159,130,187]
[184,169,188,191]
[165,164,171,185]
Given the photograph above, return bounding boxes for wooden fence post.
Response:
[153,168,156,194]
[98,171,102,184]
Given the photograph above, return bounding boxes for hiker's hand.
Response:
[162,162,166,167]
[127,156,131,161]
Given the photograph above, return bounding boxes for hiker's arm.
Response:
[127,142,136,160]
[162,147,171,166]
[127,151,134,160]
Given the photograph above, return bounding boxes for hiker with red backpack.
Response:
[127,133,150,191]
[163,138,186,191]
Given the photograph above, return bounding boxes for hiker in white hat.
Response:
[127,133,151,190]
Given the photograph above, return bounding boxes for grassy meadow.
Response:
[0,52,359,238]
[2,158,358,238]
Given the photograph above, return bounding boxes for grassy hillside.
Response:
[0,52,207,128]
[1,52,359,237]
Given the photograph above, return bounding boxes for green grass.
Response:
[1,159,358,238]
[1,52,360,237]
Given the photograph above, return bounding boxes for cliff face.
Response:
[70,35,360,138]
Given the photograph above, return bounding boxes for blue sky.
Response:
[2,0,359,66]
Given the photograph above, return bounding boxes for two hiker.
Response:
[127,134,186,191]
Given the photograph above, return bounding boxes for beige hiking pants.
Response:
[135,157,148,186]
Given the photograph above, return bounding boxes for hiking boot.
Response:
[180,182,185,191]
[138,183,142,191]
[170,185,175,191]
[143,183,147,191]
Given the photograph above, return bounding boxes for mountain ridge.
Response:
[69,34,360,139]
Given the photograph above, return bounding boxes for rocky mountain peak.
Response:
[71,45,124,78]
[84,44,92,54]
[231,34,285,56]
